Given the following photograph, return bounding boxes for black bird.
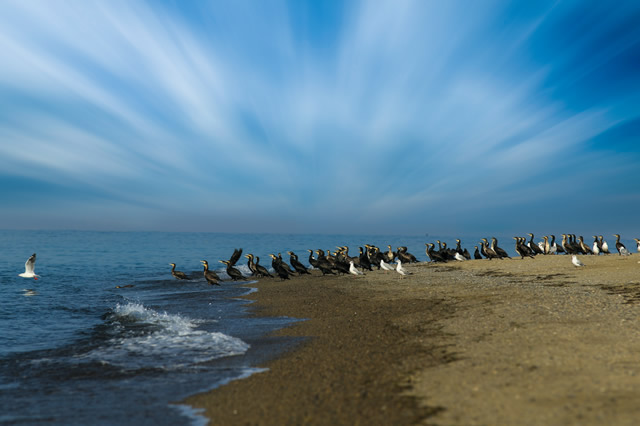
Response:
[397,246,418,263]
[269,254,292,280]
[227,248,243,266]
[527,234,543,255]
[254,256,274,278]
[613,234,628,255]
[287,251,311,275]
[425,243,446,263]
[481,239,498,260]
[244,254,258,276]
[577,236,593,255]
[358,247,373,271]
[277,253,296,275]
[549,235,564,254]
[514,237,534,259]
[220,260,245,281]
[200,260,221,286]
[169,263,189,280]
[491,237,510,259]
[473,246,482,260]
[307,249,319,269]
[314,250,337,275]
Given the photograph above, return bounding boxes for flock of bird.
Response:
[17,235,640,283]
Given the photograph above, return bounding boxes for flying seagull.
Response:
[19,253,39,280]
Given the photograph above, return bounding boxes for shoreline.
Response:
[185,254,640,425]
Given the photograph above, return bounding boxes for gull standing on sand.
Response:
[380,259,394,273]
[396,259,411,277]
[19,253,39,280]
[572,255,585,268]
[349,261,364,276]
[454,252,466,261]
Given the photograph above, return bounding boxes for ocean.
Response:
[0,230,437,425]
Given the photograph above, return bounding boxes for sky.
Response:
[0,0,639,236]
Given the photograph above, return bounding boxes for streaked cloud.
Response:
[0,0,638,234]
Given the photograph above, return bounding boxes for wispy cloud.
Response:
[0,0,638,233]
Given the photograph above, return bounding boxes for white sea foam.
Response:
[77,302,249,370]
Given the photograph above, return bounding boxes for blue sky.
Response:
[1,0,639,235]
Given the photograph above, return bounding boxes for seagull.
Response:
[571,255,585,268]
[380,259,394,273]
[349,261,364,276]
[396,259,411,277]
[19,253,39,280]
[454,252,466,261]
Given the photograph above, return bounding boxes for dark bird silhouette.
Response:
[169,263,189,280]
[200,260,220,286]
[287,251,311,274]
[220,260,245,281]
[254,256,274,278]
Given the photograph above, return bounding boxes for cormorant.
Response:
[253,256,274,278]
[635,238,640,253]
[599,236,610,254]
[397,246,418,263]
[514,237,534,259]
[287,251,311,275]
[592,236,601,255]
[481,239,498,260]
[577,236,592,255]
[169,263,189,280]
[269,254,292,280]
[220,260,245,281]
[307,249,319,269]
[473,246,482,260]
[549,235,564,254]
[528,234,543,255]
[613,234,627,255]
[244,254,258,276]
[491,237,510,259]
[200,260,221,286]
[358,247,373,271]
[277,253,296,275]
[227,248,243,266]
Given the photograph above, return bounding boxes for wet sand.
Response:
[185,254,640,425]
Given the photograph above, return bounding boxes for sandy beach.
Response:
[185,254,640,425]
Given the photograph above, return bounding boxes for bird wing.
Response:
[228,248,243,266]
[24,253,36,274]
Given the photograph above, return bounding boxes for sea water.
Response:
[0,230,438,425]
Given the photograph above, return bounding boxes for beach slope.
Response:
[185,255,640,425]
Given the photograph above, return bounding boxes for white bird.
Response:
[620,246,630,256]
[396,259,411,277]
[349,261,364,276]
[571,255,585,268]
[19,253,39,280]
[454,252,466,261]
[635,238,640,253]
[380,259,394,272]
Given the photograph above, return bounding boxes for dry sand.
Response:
[184,254,640,425]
